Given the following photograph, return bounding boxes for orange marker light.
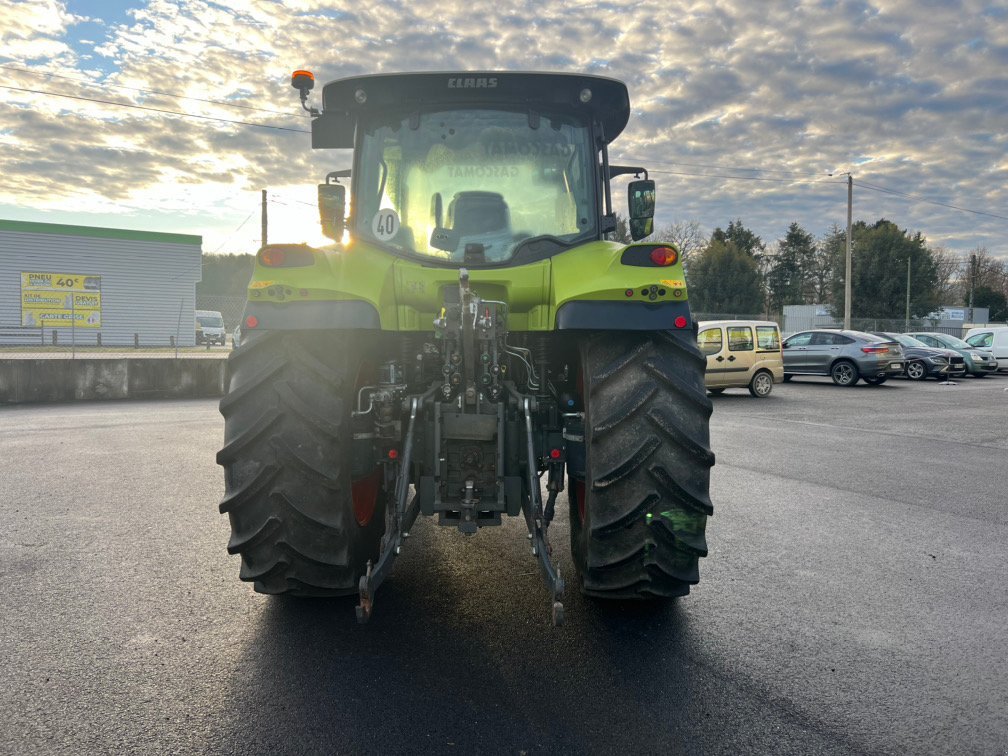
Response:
[650,246,678,266]
[291,70,315,89]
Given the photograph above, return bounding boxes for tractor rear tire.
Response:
[570,330,715,599]
[217,330,386,597]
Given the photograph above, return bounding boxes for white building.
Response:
[0,219,202,346]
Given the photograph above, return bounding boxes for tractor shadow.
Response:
[212,514,720,754]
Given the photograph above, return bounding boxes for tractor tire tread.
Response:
[218,331,385,598]
[573,330,714,600]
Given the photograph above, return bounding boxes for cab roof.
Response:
[312,71,631,149]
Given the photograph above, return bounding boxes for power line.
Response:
[4,80,1004,228]
[648,167,844,185]
[211,208,257,253]
[623,156,824,178]
[0,64,306,119]
[630,165,1006,223]
[269,196,316,208]
[0,84,311,134]
[854,179,1008,222]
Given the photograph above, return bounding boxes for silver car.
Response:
[783,330,905,386]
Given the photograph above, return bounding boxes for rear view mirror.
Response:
[318,182,346,240]
[628,179,655,241]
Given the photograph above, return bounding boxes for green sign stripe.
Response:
[0,218,202,246]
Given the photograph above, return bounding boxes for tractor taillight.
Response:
[674,316,688,329]
[245,315,259,329]
[257,244,315,268]
[260,248,285,266]
[650,247,678,266]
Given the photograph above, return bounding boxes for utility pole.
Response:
[844,174,852,330]
[261,189,268,248]
[905,257,911,332]
[968,252,976,324]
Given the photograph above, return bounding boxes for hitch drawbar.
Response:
[355,395,566,627]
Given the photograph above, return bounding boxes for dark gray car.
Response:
[906,332,999,377]
[783,329,905,386]
[870,332,966,380]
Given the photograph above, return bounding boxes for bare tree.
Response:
[970,246,1008,293]
[812,225,844,305]
[653,220,705,259]
[930,246,961,304]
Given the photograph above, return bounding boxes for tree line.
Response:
[617,216,1007,321]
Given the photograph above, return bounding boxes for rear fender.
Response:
[552,241,692,330]
[243,240,395,330]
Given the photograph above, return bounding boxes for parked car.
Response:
[963,326,1008,373]
[870,332,966,380]
[782,329,904,386]
[698,320,783,397]
[196,309,227,345]
[906,332,998,377]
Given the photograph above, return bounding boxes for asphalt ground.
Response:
[1,375,1006,755]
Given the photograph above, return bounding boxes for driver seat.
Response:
[447,191,511,236]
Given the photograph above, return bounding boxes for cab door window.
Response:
[756,326,780,351]
[967,332,993,348]
[698,328,723,356]
[727,326,754,352]
[784,332,813,348]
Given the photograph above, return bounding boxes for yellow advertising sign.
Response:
[21,271,102,328]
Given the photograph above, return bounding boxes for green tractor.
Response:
[217,70,714,625]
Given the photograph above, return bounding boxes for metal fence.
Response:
[694,312,982,339]
[0,293,248,356]
[780,314,970,338]
[196,295,248,332]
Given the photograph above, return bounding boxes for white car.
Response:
[964,326,1008,373]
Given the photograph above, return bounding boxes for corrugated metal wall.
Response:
[0,222,202,346]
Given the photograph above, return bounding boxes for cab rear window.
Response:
[727,326,754,352]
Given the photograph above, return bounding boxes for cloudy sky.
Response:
[1,0,1006,260]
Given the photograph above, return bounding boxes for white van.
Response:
[196,309,227,346]
[698,320,784,397]
[964,326,1008,373]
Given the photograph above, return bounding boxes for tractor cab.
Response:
[293,71,655,265]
